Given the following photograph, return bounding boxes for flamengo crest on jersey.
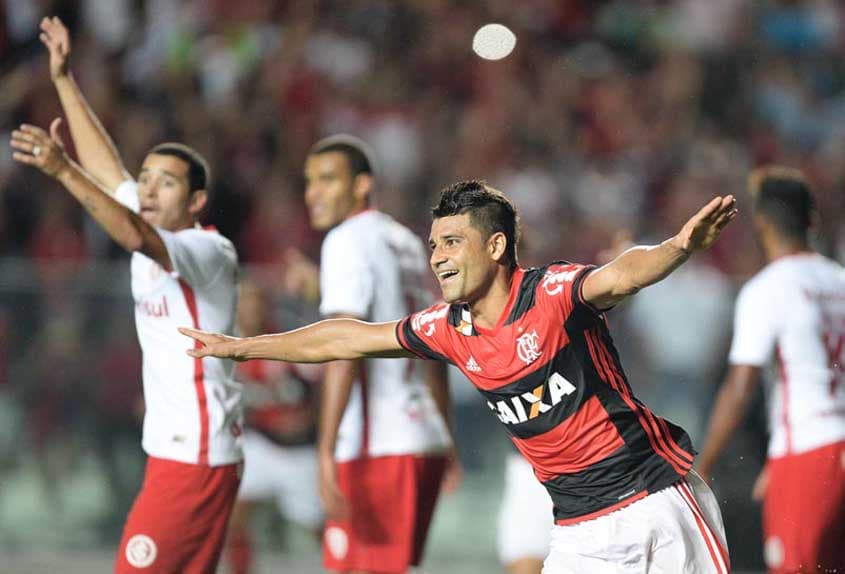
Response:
[397,261,696,524]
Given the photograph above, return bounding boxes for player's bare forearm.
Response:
[54,75,131,192]
[583,195,737,309]
[426,361,455,438]
[318,360,356,457]
[696,364,760,478]
[180,319,411,363]
[55,162,166,258]
[42,15,129,191]
[583,240,690,309]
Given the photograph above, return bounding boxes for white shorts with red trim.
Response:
[542,471,730,574]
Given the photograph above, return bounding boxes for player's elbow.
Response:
[118,225,146,253]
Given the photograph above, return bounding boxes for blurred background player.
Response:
[11,17,243,574]
[496,452,553,574]
[225,276,324,574]
[697,166,845,574]
[304,135,458,574]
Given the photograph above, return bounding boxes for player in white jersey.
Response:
[10,17,243,573]
[698,166,845,574]
[304,135,456,574]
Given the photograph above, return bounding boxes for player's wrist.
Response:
[667,234,692,257]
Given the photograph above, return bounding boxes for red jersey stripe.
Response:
[588,330,691,475]
[776,345,792,455]
[512,395,625,481]
[593,330,694,465]
[179,279,210,466]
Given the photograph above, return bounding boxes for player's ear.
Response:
[352,173,373,205]
[488,231,508,262]
[187,189,208,217]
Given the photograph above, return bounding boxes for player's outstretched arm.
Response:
[695,364,760,483]
[10,120,169,264]
[41,16,131,193]
[582,195,737,310]
[179,318,412,363]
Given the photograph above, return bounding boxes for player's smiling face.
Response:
[137,153,202,231]
[429,213,499,304]
[304,152,365,231]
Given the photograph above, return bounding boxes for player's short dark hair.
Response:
[432,180,520,268]
[308,134,375,178]
[749,166,815,240]
[148,142,211,193]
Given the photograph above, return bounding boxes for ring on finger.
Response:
[32,145,41,157]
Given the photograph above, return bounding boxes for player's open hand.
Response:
[178,327,246,361]
[319,453,349,520]
[11,119,70,178]
[40,16,71,81]
[673,195,738,254]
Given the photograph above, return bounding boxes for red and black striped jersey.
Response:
[396,262,694,524]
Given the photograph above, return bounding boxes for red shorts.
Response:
[763,440,845,574]
[323,454,448,574]
[114,456,241,573]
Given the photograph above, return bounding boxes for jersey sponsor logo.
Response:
[465,356,482,372]
[487,372,576,425]
[516,330,543,365]
[135,295,170,318]
[541,267,579,296]
[411,304,449,337]
[125,534,157,568]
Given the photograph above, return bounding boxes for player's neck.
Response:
[468,266,517,330]
[765,239,812,263]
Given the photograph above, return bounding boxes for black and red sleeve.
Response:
[395,306,454,363]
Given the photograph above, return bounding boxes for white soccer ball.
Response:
[472,23,517,61]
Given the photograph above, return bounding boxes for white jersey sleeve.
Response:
[112,179,236,288]
[319,225,373,318]
[115,179,141,213]
[157,227,237,288]
[728,280,780,366]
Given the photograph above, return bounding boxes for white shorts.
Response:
[498,453,555,565]
[238,431,323,530]
[543,471,729,574]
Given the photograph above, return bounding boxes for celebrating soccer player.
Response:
[182,180,737,573]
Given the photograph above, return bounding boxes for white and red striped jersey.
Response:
[729,253,845,458]
[320,210,452,462]
[116,180,242,466]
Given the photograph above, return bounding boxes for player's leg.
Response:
[408,454,449,568]
[763,441,845,574]
[323,454,447,574]
[114,457,241,574]
[224,432,277,574]
[275,444,324,540]
[649,472,730,574]
[497,454,553,574]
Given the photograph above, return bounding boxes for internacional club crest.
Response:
[516,330,542,365]
[125,534,157,568]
